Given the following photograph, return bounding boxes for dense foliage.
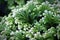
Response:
[0,0,60,40]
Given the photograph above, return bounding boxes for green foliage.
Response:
[6,0,25,6]
[31,0,57,4]
[0,0,60,40]
[57,24,60,39]
[41,10,60,28]
[11,1,54,24]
